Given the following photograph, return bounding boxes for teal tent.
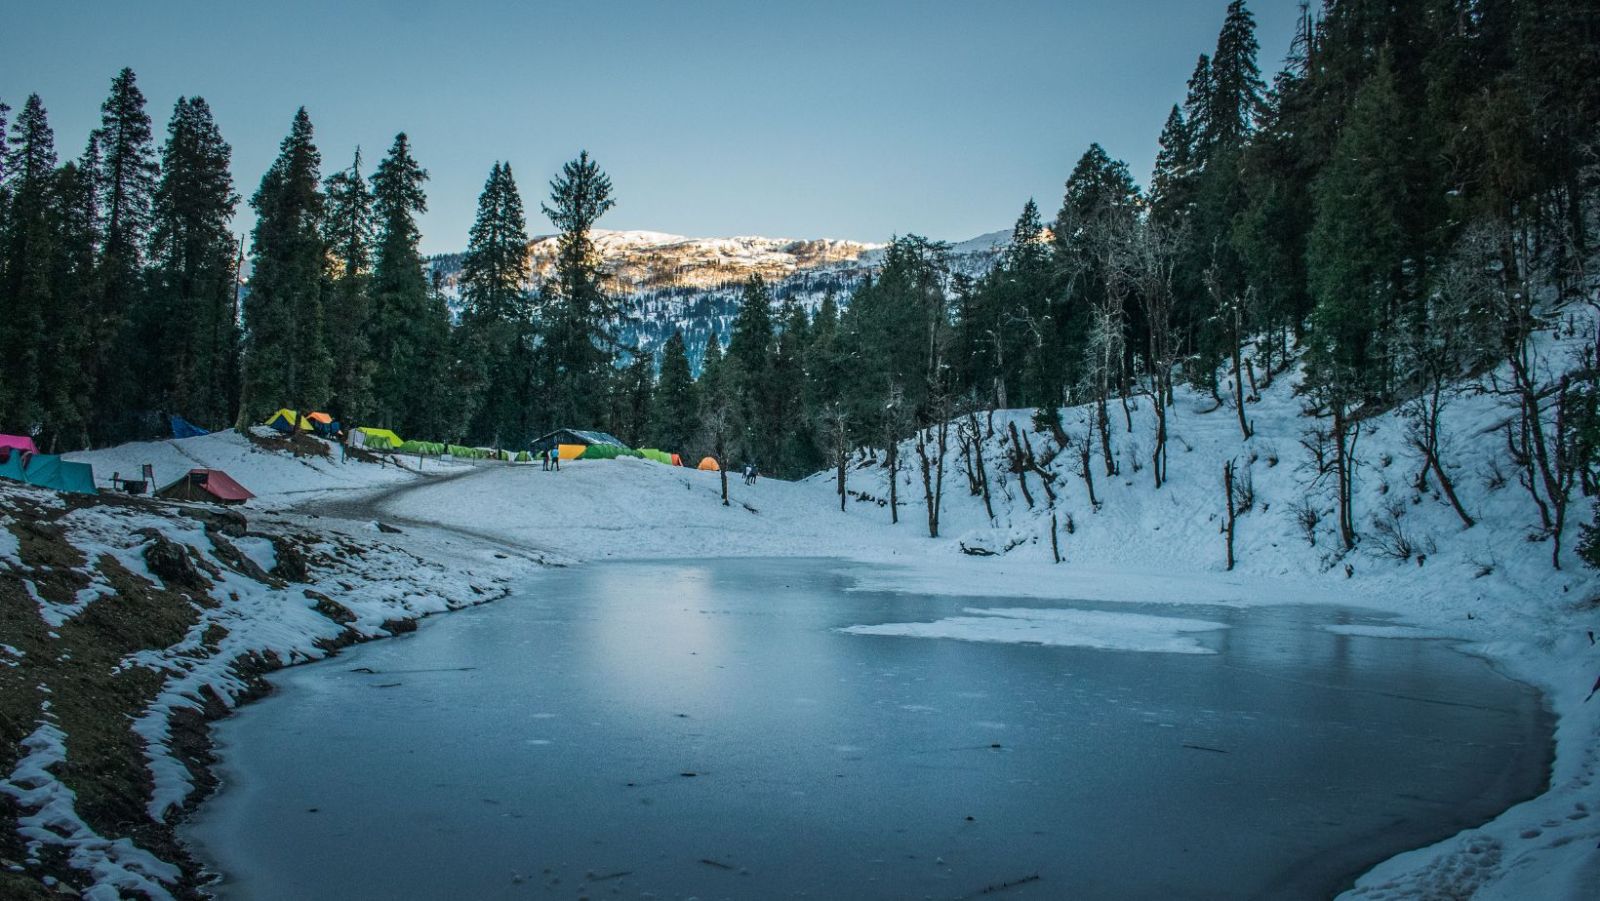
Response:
[20,455,97,495]
[0,451,26,482]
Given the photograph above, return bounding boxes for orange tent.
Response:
[306,411,333,424]
[697,456,720,472]
[671,453,683,467]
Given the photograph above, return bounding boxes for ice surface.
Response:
[840,606,1228,654]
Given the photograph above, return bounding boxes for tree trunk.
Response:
[1223,459,1236,571]
[886,439,899,524]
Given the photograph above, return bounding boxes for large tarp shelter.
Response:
[355,427,403,449]
[0,452,98,495]
[168,415,209,439]
[156,469,254,504]
[530,429,629,457]
[265,409,313,432]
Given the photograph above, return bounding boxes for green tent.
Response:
[639,448,673,464]
[356,427,403,450]
[18,454,97,495]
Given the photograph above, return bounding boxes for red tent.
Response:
[0,435,39,455]
[155,469,255,504]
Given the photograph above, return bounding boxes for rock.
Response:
[270,538,311,582]
[382,617,418,635]
[189,507,248,537]
[139,530,207,589]
[305,590,356,625]
[376,521,403,534]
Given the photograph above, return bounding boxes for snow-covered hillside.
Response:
[8,314,1597,898]
[802,329,1600,899]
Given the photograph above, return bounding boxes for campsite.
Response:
[5,1,1600,899]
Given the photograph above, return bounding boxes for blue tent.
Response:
[19,455,97,495]
[169,415,209,439]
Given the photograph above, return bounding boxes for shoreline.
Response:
[6,444,1597,899]
[175,555,1561,901]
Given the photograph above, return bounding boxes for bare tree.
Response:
[819,402,851,513]
[1112,213,1184,487]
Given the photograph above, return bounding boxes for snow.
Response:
[7,307,1600,898]
[0,720,182,900]
[63,428,467,507]
[840,606,1229,654]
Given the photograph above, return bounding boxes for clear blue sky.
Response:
[3,0,1304,255]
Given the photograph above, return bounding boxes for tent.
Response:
[697,456,720,472]
[557,443,586,461]
[671,453,683,467]
[356,427,403,449]
[265,409,313,432]
[306,412,341,438]
[2,453,98,495]
[638,448,673,465]
[530,429,630,457]
[0,434,39,455]
[0,449,27,482]
[156,469,254,504]
[168,415,209,439]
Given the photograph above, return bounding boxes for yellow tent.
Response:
[265,409,313,431]
[557,443,586,460]
[697,456,720,472]
[355,427,404,449]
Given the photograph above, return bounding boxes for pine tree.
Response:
[323,148,375,423]
[459,161,533,444]
[0,95,58,435]
[92,68,159,441]
[537,150,617,428]
[727,274,776,467]
[241,108,329,422]
[649,329,698,452]
[39,156,100,448]
[146,96,239,428]
[367,132,432,432]
[1204,1,1266,158]
[1148,106,1194,225]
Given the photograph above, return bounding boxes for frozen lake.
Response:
[184,558,1551,900]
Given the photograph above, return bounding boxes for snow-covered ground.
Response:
[7,315,1600,896]
[62,428,470,506]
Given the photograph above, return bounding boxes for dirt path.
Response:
[304,464,571,567]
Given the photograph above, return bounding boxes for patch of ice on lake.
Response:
[840,607,1228,655]
[1321,624,1445,640]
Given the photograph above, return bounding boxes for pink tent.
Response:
[0,435,39,455]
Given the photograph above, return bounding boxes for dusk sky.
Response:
[5,0,1306,255]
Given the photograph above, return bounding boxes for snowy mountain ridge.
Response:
[430,227,1014,367]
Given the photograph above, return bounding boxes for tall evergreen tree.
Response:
[367,132,433,432]
[1204,1,1266,158]
[538,150,617,428]
[0,95,58,435]
[92,68,159,440]
[649,329,698,452]
[459,161,533,444]
[323,148,375,423]
[39,156,101,449]
[727,274,776,467]
[241,108,329,421]
[145,96,239,428]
